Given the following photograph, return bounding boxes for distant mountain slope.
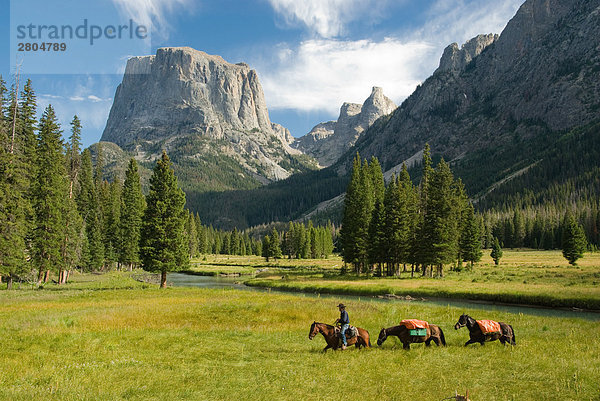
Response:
[345,0,600,180]
[193,0,600,229]
[292,87,396,167]
[99,47,317,193]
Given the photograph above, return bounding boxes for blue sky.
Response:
[1,0,525,147]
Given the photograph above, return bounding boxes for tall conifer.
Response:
[140,151,189,287]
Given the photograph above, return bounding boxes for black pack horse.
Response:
[454,314,516,346]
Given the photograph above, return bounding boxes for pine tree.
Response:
[414,144,434,274]
[460,203,482,268]
[490,237,503,265]
[196,214,207,254]
[0,77,29,289]
[60,117,85,283]
[368,199,386,275]
[561,212,587,265]
[340,154,362,269]
[31,105,68,284]
[186,212,198,258]
[268,227,282,259]
[425,159,458,277]
[262,235,271,261]
[77,149,104,271]
[140,151,189,287]
[103,179,121,269]
[119,158,144,270]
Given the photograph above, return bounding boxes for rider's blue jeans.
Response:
[340,324,349,346]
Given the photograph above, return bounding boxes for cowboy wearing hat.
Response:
[334,303,349,350]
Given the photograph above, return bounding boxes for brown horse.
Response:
[377,324,446,349]
[454,314,516,346]
[308,321,371,351]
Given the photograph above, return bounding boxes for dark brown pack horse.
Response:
[454,314,516,346]
[308,322,371,351]
[377,324,446,349]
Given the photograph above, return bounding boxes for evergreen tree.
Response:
[414,144,434,273]
[490,237,503,265]
[460,203,482,268]
[0,77,29,289]
[561,212,587,265]
[140,151,189,287]
[186,212,198,258]
[424,159,459,277]
[262,235,271,261]
[196,214,207,254]
[31,105,68,284]
[268,227,282,259]
[340,154,362,269]
[78,149,104,271]
[119,158,144,270]
[368,199,386,275]
[103,179,121,268]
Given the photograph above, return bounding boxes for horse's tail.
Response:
[439,326,447,346]
[509,325,516,345]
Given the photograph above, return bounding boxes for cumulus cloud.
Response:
[111,0,193,41]
[257,38,435,113]
[267,0,395,38]
[258,0,523,115]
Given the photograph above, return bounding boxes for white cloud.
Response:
[257,38,435,114]
[267,0,395,38]
[111,0,193,41]
[258,0,524,119]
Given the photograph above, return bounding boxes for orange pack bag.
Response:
[400,319,429,330]
[477,319,501,334]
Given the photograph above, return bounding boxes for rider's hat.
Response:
[337,303,346,308]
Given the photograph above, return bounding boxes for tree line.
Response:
[340,145,482,277]
[0,77,190,288]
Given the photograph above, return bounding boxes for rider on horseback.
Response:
[335,303,349,350]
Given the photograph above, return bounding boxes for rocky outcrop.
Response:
[293,87,396,167]
[345,0,600,184]
[435,34,498,74]
[100,47,312,188]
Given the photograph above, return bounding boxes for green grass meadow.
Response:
[245,250,600,310]
[1,270,599,400]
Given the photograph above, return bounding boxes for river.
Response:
[167,272,600,321]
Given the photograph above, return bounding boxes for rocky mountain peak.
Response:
[292,87,396,167]
[436,33,498,74]
[100,47,313,189]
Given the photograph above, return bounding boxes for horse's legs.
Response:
[403,342,410,350]
[464,339,477,346]
[322,345,331,352]
[425,338,432,347]
[432,337,441,346]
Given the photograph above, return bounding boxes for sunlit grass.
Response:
[245,250,600,309]
[0,272,599,400]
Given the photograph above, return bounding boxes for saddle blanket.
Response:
[400,319,429,330]
[477,320,501,334]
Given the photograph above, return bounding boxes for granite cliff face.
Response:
[293,87,396,167]
[345,0,600,195]
[100,47,310,190]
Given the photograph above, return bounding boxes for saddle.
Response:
[335,325,358,339]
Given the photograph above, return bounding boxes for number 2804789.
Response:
[18,43,67,52]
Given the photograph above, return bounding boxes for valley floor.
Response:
[0,271,599,400]
[190,250,600,310]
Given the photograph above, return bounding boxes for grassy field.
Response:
[0,271,599,400]
[241,250,600,310]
